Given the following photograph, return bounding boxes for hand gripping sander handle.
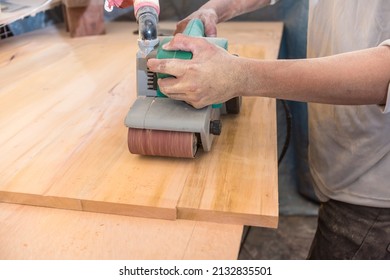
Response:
[125,19,232,158]
[156,18,228,110]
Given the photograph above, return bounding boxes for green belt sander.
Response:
[124,19,241,158]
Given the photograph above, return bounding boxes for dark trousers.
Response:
[307,199,390,259]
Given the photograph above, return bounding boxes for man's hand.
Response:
[105,0,133,10]
[175,9,218,37]
[147,34,241,109]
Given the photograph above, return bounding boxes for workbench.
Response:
[0,21,282,259]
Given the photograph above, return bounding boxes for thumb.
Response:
[200,16,218,37]
[204,25,217,37]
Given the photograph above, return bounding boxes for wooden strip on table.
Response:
[0,203,242,260]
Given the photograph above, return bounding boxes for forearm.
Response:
[239,45,390,105]
[199,0,272,22]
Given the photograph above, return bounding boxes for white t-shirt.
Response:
[307,0,390,207]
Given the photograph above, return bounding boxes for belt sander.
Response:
[124,18,241,158]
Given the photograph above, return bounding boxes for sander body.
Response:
[125,19,241,158]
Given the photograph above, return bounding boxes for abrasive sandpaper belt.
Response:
[128,128,197,158]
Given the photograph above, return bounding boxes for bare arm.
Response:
[241,45,390,105]
[147,35,390,108]
[198,0,273,23]
[175,0,273,36]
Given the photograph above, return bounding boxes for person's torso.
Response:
[307,0,390,207]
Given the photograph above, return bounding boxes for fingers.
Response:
[145,31,224,109]
[157,76,195,95]
[204,24,217,38]
[147,34,208,76]
[161,34,206,55]
[157,77,206,109]
[147,58,192,78]
[147,56,202,99]
[175,9,218,37]
[199,12,218,37]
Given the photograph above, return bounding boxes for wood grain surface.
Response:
[0,21,282,227]
[0,202,242,259]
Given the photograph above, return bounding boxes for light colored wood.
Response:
[218,21,283,60]
[177,98,278,228]
[0,21,282,227]
[0,202,242,259]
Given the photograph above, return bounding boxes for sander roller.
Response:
[124,18,241,158]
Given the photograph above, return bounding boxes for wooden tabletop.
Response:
[0,21,282,259]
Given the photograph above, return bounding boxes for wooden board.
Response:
[0,202,242,259]
[0,21,282,227]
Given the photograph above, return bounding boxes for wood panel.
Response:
[0,202,242,259]
[0,21,282,227]
[177,97,278,227]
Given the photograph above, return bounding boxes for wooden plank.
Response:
[0,202,242,259]
[177,98,279,228]
[177,22,281,227]
[0,21,281,227]
[218,22,283,60]
[0,22,183,220]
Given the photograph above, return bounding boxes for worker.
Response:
[147,0,390,259]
